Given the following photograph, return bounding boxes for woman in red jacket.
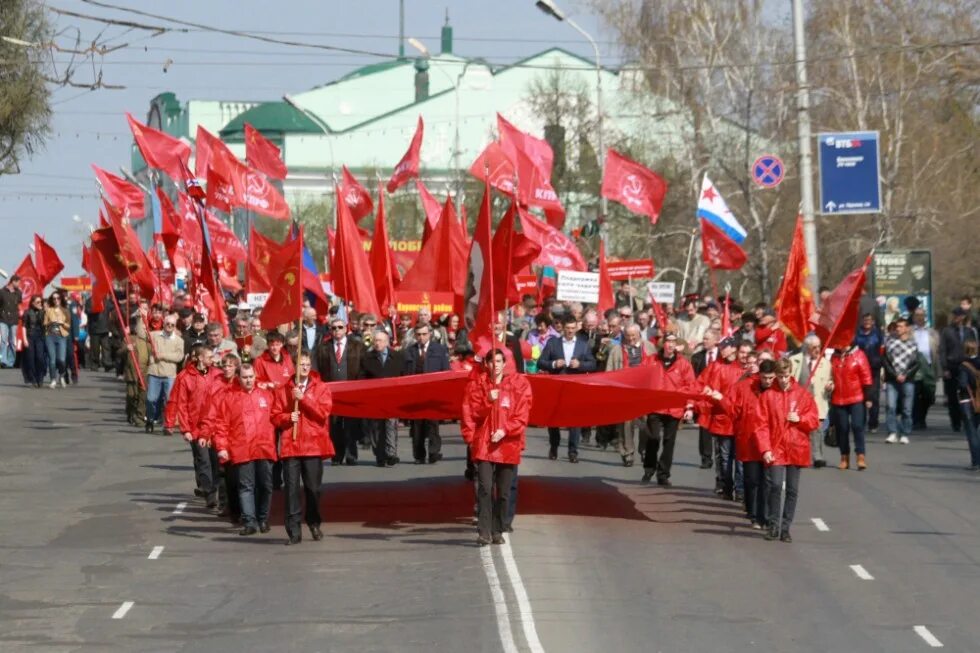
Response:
[753,358,820,543]
[461,349,532,546]
[829,345,874,470]
[272,352,334,545]
[214,363,278,536]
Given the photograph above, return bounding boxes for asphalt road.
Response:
[1,369,978,652]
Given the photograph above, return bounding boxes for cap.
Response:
[705,301,719,310]
[663,333,678,341]
[236,301,251,312]
[192,312,207,323]
[719,337,739,349]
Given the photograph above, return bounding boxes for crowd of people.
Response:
[2,272,978,545]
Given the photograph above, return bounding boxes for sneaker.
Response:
[885,433,898,444]
[58,377,66,388]
[49,380,58,389]
[641,471,654,484]
[899,435,910,445]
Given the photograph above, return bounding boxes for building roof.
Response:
[220,101,325,142]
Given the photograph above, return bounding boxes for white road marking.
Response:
[479,546,520,653]
[499,540,545,653]
[111,601,134,619]
[148,546,164,560]
[849,564,874,580]
[172,502,187,515]
[811,517,830,532]
[913,625,944,648]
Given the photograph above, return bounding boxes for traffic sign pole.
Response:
[793,0,820,293]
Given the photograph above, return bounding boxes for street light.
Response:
[534,0,607,218]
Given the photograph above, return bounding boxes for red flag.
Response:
[246,227,283,294]
[701,219,747,271]
[340,166,374,222]
[810,254,872,349]
[469,141,517,195]
[775,214,815,342]
[33,234,64,287]
[386,116,424,193]
[244,123,287,180]
[235,169,291,221]
[126,113,192,182]
[497,114,565,227]
[155,188,185,270]
[88,247,111,313]
[597,240,615,314]
[92,165,145,218]
[331,186,381,315]
[206,166,235,213]
[369,186,398,313]
[261,227,306,329]
[491,204,541,304]
[195,126,243,181]
[601,148,668,224]
[13,255,41,311]
[399,197,466,299]
[197,238,227,329]
[90,222,155,299]
[416,179,442,245]
[205,212,247,262]
[81,244,92,274]
[176,192,205,265]
[463,178,495,342]
[518,208,587,271]
[498,113,554,179]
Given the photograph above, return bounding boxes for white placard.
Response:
[646,281,676,305]
[556,270,600,303]
[246,293,270,309]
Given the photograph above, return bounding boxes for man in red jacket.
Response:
[166,344,221,507]
[214,363,277,536]
[754,358,820,543]
[461,349,532,546]
[700,338,744,499]
[272,353,334,545]
[254,331,295,392]
[642,334,696,486]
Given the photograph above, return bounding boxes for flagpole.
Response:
[99,252,145,390]
[679,228,698,302]
[291,226,304,443]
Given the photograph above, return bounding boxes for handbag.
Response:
[823,424,838,448]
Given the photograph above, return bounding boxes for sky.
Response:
[0,0,610,280]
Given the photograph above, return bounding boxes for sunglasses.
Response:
[331,325,346,330]
[363,322,377,327]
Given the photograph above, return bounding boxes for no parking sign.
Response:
[751,154,785,189]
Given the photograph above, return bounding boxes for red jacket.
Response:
[721,374,766,462]
[698,359,744,436]
[650,353,696,419]
[754,325,788,357]
[272,373,335,459]
[212,385,277,464]
[164,364,218,433]
[461,372,531,465]
[253,349,295,391]
[752,379,820,467]
[830,347,872,406]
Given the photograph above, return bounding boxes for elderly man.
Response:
[299,307,321,354]
[403,321,451,463]
[360,330,403,467]
[315,318,365,465]
[605,324,658,466]
[145,313,186,434]
[691,328,721,468]
[249,316,268,359]
[205,322,237,364]
[789,334,832,468]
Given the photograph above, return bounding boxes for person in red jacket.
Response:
[642,333,696,486]
[254,331,294,392]
[754,358,820,543]
[167,344,221,508]
[461,349,532,546]
[213,363,277,536]
[272,353,334,545]
[700,337,745,499]
[205,353,242,522]
[829,345,874,470]
[722,358,776,529]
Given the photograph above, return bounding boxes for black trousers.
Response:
[88,333,111,370]
[913,380,935,428]
[410,419,441,461]
[221,463,240,522]
[766,465,801,531]
[698,426,712,465]
[282,456,324,538]
[190,440,219,494]
[330,416,360,462]
[742,461,768,525]
[867,370,882,429]
[943,377,962,430]
[645,414,680,480]
[476,461,516,539]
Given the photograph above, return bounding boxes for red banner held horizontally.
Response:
[607,258,655,281]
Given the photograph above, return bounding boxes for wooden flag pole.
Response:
[291,225,304,443]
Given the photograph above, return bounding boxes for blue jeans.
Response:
[713,435,735,496]
[44,334,67,380]
[24,334,47,384]
[958,402,980,466]
[548,427,581,456]
[831,403,866,455]
[237,459,273,528]
[885,380,915,436]
[145,375,175,425]
[0,322,15,367]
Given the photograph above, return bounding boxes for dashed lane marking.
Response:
[849,564,875,580]
[811,517,830,532]
[913,626,943,648]
[148,546,164,560]
[111,601,134,619]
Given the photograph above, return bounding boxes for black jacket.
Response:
[360,347,405,380]
[537,336,597,374]
[0,286,22,326]
[22,306,44,338]
[402,341,450,375]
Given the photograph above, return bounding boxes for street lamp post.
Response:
[535,0,606,219]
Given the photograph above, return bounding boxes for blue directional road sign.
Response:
[817,131,882,214]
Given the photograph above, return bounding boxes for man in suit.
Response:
[537,316,597,463]
[360,330,403,467]
[691,328,720,468]
[403,322,450,464]
[315,318,366,465]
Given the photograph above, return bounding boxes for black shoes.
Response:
[548,447,558,460]
[464,467,476,481]
[734,492,744,503]
[814,460,827,468]
[568,452,579,463]
[144,421,154,434]
[386,456,399,467]
[375,460,386,467]
[428,453,443,464]
[622,455,634,467]
[285,534,302,545]
[700,460,713,469]
[491,535,505,545]
[344,458,357,466]
[193,488,207,498]
[780,531,792,543]
[259,521,270,533]
[414,458,426,465]
[239,526,257,536]
[310,525,323,541]
[641,471,654,484]
[205,492,218,509]
[657,478,672,488]
[764,527,778,541]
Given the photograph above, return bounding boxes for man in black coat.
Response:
[402,322,450,464]
[360,330,403,467]
[316,317,366,464]
[537,316,597,463]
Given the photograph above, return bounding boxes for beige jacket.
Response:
[788,352,832,419]
[43,306,71,338]
[147,331,186,378]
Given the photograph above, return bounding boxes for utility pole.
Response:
[398,0,405,58]
[792,0,820,292]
